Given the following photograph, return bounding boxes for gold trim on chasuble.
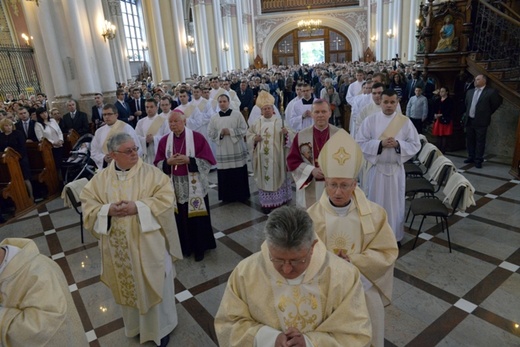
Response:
[271,277,323,332]
[108,177,137,307]
[325,212,363,258]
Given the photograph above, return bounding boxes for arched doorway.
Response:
[272,28,352,65]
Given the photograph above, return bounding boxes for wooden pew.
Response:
[0,147,35,214]
[26,138,60,196]
[63,129,80,158]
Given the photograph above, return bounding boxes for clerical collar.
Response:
[174,130,185,138]
[286,270,307,285]
[302,97,314,105]
[328,198,351,217]
[115,163,130,172]
[219,109,232,117]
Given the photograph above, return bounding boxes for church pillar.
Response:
[221,4,234,72]
[211,0,226,74]
[192,0,212,75]
[143,0,171,83]
[406,0,420,62]
[376,0,383,60]
[22,0,68,101]
[60,0,96,94]
[106,0,131,84]
[85,0,117,94]
[170,0,189,82]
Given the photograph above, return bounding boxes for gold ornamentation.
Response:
[333,147,350,165]
[277,287,319,331]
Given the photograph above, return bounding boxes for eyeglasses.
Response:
[326,182,356,191]
[269,247,312,267]
[115,146,139,155]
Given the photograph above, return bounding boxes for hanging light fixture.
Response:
[297,6,322,35]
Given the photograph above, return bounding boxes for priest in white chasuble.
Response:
[287,99,340,209]
[215,206,372,347]
[80,132,182,347]
[246,92,294,213]
[0,238,88,347]
[307,129,398,347]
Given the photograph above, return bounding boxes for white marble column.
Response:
[21,0,68,100]
[376,0,383,60]
[106,0,131,83]
[170,0,189,81]
[149,0,170,83]
[237,1,250,70]
[221,4,233,72]
[85,0,117,93]
[192,0,214,75]
[60,0,96,94]
[407,0,419,62]
[211,0,226,74]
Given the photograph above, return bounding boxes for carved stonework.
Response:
[255,10,367,55]
[107,0,121,17]
[328,11,368,48]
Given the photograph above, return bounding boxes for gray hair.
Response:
[264,206,315,251]
[107,132,133,153]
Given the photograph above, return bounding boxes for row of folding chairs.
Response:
[405,139,476,252]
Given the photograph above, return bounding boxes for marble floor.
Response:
[1,152,520,346]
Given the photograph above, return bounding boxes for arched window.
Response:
[120,0,147,62]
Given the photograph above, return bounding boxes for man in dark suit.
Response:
[404,71,425,105]
[62,99,90,136]
[128,88,145,128]
[115,89,131,125]
[238,80,254,120]
[16,106,38,142]
[91,93,105,130]
[463,74,502,168]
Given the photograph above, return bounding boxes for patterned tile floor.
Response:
[1,152,520,346]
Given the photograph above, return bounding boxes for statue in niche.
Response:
[434,15,458,52]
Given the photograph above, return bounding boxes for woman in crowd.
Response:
[432,87,454,153]
[35,107,64,174]
[0,118,34,199]
[390,73,407,111]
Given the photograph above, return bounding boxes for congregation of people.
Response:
[0,59,502,346]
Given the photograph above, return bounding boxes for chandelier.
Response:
[297,6,322,34]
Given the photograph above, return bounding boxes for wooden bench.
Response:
[26,138,60,196]
[0,147,35,215]
[63,129,80,159]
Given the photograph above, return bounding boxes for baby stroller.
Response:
[62,133,96,184]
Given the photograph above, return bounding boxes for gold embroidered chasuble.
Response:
[214,240,372,347]
[0,238,88,347]
[246,117,294,192]
[308,188,398,304]
[80,159,182,314]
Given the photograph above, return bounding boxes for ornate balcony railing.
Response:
[261,0,359,13]
[471,0,520,67]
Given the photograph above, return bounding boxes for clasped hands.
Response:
[108,200,137,217]
[311,167,324,180]
[382,137,399,149]
[276,327,305,347]
[220,128,230,137]
[166,153,189,166]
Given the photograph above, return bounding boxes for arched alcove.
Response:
[273,28,352,65]
[261,15,364,66]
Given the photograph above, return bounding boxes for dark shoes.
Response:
[475,162,483,169]
[464,158,474,164]
[157,334,170,347]
[194,253,204,262]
